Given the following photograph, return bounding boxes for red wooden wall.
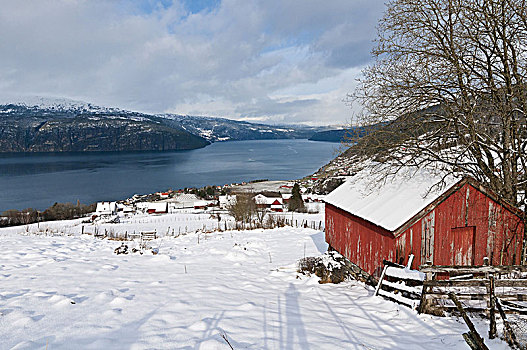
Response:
[325,204,395,276]
[326,182,524,276]
[396,182,524,268]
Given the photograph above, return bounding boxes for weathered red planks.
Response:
[325,180,524,277]
[325,204,395,276]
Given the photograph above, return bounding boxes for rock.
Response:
[114,243,129,255]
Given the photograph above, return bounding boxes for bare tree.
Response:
[351,0,527,209]
[254,203,267,228]
[227,194,256,228]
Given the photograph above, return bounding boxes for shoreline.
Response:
[0,139,337,212]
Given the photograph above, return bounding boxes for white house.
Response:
[171,193,202,209]
[116,203,134,213]
[158,192,170,199]
[95,202,117,216]
[194,200,209,210]
[218,195,236,209]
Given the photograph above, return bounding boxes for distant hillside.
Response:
[0,97,331,152]
[158,114,327,142]
[342,106,441,159]
[309,124,384,143]
[0,104,209,152]
[309,129,348,142]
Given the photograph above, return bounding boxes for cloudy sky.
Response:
[0,0,385,125]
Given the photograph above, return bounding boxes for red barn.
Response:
[324,172,524,277]
[147,202,168,214]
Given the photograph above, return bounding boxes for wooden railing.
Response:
[419,264,527,314]
[418,262,527,348]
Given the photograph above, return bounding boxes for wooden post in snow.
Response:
[488,274,496,339]
[406,254,414,269]
[448,292,489,350]
[418,261,433,314]
[495,297,522,349]
[374,265,388,296]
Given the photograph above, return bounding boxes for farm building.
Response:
[218,195,236,209]
[270,199,284,212]
[147,202,168,214]
[116,203,134,213]
[254,194,284,211]
[281,193,292,203]
[324,170,525,277]
[95,202,117,216]
[193,200,209,210]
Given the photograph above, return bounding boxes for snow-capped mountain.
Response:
[0,95,118,114]
[0,97,330,152]
[157,114,328,142]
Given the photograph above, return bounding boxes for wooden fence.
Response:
[374,255,425,310]
[283,219,323,230]
[419,264,527,316]
[417,263,527,349]
[371,256,527,348]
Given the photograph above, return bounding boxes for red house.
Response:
[324,171,524,276]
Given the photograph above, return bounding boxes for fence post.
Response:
[448,292,489,350]
[374,264,388,296]
[489,274,496,339]
[495,297,522,349]
[418,261,433,314]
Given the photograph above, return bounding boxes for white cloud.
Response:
[0,0,384,124]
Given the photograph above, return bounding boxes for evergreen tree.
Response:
[288,183,305,212]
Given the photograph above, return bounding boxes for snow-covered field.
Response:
[0,214,508,349]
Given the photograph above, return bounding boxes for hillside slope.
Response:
[0,104,209,152]
[0,97,329,152]
[158,114,327,142]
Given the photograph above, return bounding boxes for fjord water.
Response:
[0,139,337,211]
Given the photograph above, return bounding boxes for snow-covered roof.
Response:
[116,203,134,212]
[96,202,116,214]
[171,193,200,203]
[324,167,457,232]
[254,194,283,205]
[147,202,168,211]
[219,195,236,206]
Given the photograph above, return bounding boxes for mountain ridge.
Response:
[0,98,330,152]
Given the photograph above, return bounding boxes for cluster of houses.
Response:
[93,165,525,277]
[93,189,326,221]
[93,193,216,220]
[251,193,324,212]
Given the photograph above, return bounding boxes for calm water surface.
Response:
[0,139,337,211]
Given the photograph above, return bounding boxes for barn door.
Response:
[451,226,476,265]
[420,212,435,265]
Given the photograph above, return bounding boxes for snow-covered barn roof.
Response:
[254,194,282,205]
[324,167,457,232]
[147,202,168,211]
[172,194,200,203]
